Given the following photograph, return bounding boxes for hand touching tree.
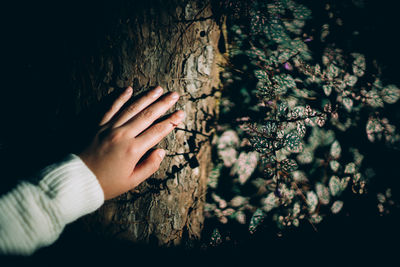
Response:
[79,86,184,200]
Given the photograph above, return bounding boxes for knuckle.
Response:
[115,97,124,106]
[168,114,182,128]
[152,123,165,133]
[142,108,154,119]
[109,129,124,143]
[102,110,111,120]
[172,113,181,123]
[151,159,161,172]
[127,145,138,156]
[112,99,124,111]
[125,103,138,115]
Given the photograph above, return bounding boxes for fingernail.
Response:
[169,92,179,104]
[177,110,185,119]
[158,149,166,159]
[152,86,163,98]
[125,87,133,95]
[170,92,179,100]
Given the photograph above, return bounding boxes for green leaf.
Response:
[377,193,386,203]
[344,162,356,174]
[310,214,323,224]
[209,228,222,246]
[285,132,303,153]
[249,209,265,234]
[366,117,384,142]
[327,64,340,79]
[331,200,344,214]
[267,2,285,16]
[329,160,340,172]
[246,47,268,63]
[231,151,259,184]
[320,24,330,42]
[208,163,222,189]
[250,9,268,35]
[263,121,278,135]
[350,148,364,165]
[296,148,313,164]
[288,39,310,59]
[254,69,268,82]
[277,100,289,117]
[218,147,237,167]
[329,176,341,196]
[340,176,350,191]
[307,191,318,213]
[261,192,279,212]
[381,84,400,104]
[316,183,330,205]
[230,196,247,207]
[291,106,305,118]
[293,202,301,217]
[373,78,384,89]
[345,74,358,87]
[292,4,312,20]
[323,84,332,96]
[296,121,307,137]
[366,89,384,108]
[352,53,366,77]
[342,97,353,112]
[340,176,351,191]
[217,130,239,150]
[280,158,298,172]
[251,177,266,188]
[330,140,341,159]
[292,170,308,183]
[235,211,246,224]
[278,51,291,63]
[272,74,296,95]
[386,188,392,198]
[266,20,291,44]
[256,83,274,99]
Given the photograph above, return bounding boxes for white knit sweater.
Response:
[0,154,104,255]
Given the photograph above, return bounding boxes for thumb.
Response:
[130,149,165,188]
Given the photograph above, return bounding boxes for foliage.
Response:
[204,0,400,244]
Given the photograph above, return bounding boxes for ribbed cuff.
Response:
[37,154,105,223]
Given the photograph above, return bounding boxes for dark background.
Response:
[0,0,399,265]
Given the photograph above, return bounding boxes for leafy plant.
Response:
[204,0,399,244]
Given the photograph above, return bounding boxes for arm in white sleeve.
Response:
[0,154,104,256]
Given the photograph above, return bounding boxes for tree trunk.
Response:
[0,0,221,249]
[70,0,222,246]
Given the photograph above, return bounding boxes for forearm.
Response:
[0,154,104,255]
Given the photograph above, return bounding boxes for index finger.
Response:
[134,110,185,156]
[120,91,180,138]
[112,86,164,128]
[99,87,133,126]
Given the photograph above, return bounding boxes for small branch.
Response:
[175,15,214,23]
[175,127,211,138]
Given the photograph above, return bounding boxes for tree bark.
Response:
[71,0,221,246]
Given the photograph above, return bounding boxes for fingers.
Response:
[112,86,164,128]
[121,92,180,138]
[130,149,166,188]
[100,87,133,126]
[134,110,185,156]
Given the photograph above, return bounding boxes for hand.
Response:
[79,86,184,200]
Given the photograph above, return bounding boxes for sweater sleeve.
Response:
[0,154,104,256]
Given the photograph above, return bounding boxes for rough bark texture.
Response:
[72,0,221,245]
[0,0,221,248]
